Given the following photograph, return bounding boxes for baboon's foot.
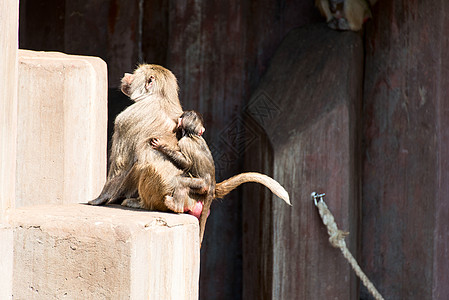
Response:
[88,195,109,206]
[164,195,185,213]
[121,198,142,208]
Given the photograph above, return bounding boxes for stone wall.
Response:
[16,50,107,207]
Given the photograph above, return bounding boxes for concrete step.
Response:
[6,204,200,299]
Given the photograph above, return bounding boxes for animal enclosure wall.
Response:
[362,1,449,299]
[17,0,449,299]
[243,25,364,299]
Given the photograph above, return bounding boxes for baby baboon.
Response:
[151,110,212,212]
[151,110,215,242]
[152,110,291,243]
[89,64,184,209]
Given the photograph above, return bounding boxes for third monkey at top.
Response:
[316,0,377,31]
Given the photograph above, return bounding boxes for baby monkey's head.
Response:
[178,110,205,137]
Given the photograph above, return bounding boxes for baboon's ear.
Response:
[120,73,134,96]
[145,75,155,91]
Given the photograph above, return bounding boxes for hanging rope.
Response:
[311,192,385,300]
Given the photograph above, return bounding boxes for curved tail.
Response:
[215,172,291,205]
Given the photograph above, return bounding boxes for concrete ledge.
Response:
[7,204,200,299]
[16,50,107,207]
[0,225,13,300]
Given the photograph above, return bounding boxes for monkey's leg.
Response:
[154,144,192,170]
[106,163,139,205]
[336,18,351,30]
[165,177,208,212]
[164,179,196,213]
[121,197,142,208]
[327,18,339,29]
[163,194,186,213]
[89,175,124,205]
[179,177,210,195]
[108,190,138,205]
[198,196,213,244]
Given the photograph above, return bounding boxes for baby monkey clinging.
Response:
[151,110,215,243]
[152,110,291,243]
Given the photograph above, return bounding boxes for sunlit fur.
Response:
[89,64,184,210]
[155,110,291,243]
[315,0,376,31]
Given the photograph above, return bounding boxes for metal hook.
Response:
[311,192,326,206]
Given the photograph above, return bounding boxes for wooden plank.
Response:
[244,24,364,299]
[65,0,139,88]
[362,1,449,299]
[165,3,247,298]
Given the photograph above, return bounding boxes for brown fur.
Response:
[153,111,291,243]
[151,111,215,242]
[90,65,290,245]
[89,64,184,210]
[315,0,377,31]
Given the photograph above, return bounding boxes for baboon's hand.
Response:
[150,138,160,149]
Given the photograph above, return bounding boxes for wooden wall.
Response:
[243,24,364,299]
[19,0,449,299]
[362,1,449,299]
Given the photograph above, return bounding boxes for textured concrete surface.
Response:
[16,50,107,207]
[0,0,19,222]
[0,225,13,300]
[8,204,200,299]
[243,24,363,299]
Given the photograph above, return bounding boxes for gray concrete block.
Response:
[8,204,200,299]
